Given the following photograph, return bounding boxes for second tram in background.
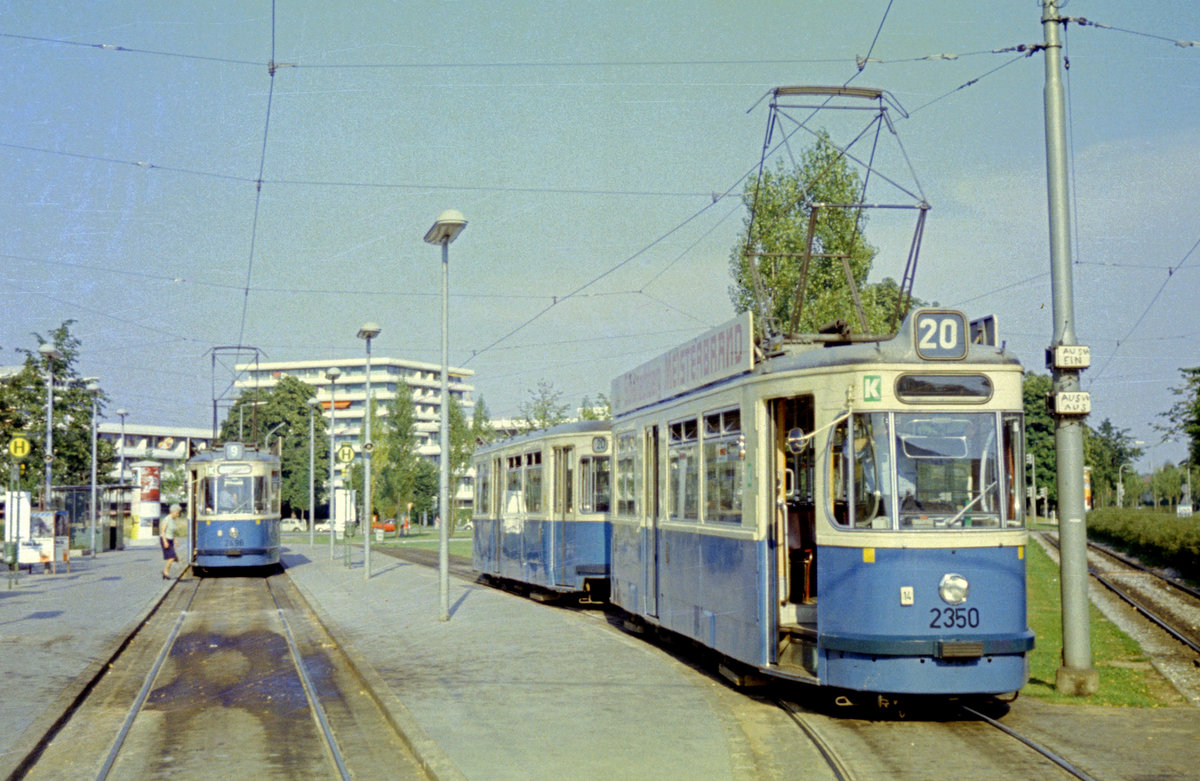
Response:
[187,442,282,572]
[473,308,1033,698]
[472,420,613,602]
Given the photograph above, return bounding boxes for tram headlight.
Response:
[938,573,969,605]
[229,527,240,541]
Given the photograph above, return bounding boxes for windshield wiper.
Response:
[945,480,998,527]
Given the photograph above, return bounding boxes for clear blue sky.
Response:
[2,1,1197,470]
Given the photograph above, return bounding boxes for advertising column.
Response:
[132,461,162,542]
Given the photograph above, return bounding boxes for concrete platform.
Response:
[282,545,757,780]
[0,548,174,777]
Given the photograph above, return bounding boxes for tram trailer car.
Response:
[472,420,613,601]
[187,442,282,571]
[607,309,1033,696]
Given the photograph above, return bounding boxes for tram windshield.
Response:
[831,411,1024,530]
[197,474,276,515]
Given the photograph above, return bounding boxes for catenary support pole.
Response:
[1041,0,1097,695]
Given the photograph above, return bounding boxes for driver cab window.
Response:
[829,413,892,529]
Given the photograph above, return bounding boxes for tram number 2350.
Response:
[929,606,981,629]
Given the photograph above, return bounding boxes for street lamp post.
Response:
[308,398,318,547]
[116,408,128,528]
[88,380,100,556]
[325,367,341,560]
[38,344,60,510]
[424,209,467,622]
[358,323,381,580]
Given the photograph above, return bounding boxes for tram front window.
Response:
[203,476,270,514]
[895,413,1002,529]
[831,413,892,529]
[830,411,1020,530]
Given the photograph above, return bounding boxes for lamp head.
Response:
[423,209,467,245]
[325,366,342,381]
[357,322,381,341]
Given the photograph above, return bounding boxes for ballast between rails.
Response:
[473,308,1035,700]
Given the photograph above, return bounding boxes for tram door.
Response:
[774,396,816,622]
[551,446,574,586]
[644,425,661,618]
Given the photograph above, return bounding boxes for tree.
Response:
[1150,463,1183,509]
[470,395,495,446]
[518,381,570,432]
[1023,373,1057,508]
[727,132,924,337]
[579,393,612,420]
[1083,418,1143,508]
[1157,366,1200,466]
[218,375,328,517]
[447,395,473,519]
[375,381,421,522]
[4,321,114,503]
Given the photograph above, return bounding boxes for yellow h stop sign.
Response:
[8,437,31,459]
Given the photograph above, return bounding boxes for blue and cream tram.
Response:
[187,442,282,571]
[472,420,613,600]
[607,309,1033,696]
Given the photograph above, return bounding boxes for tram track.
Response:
[1039,531,1200,659]
[769,694,1100,780]
[14,569,427,780]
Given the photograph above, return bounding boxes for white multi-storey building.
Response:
[234,357,475,463]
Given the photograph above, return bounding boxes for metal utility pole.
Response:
[1041,0,1098,696]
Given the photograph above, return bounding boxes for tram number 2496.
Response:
[929,606,981,629]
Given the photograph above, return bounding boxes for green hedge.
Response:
[1087,508,1200,583]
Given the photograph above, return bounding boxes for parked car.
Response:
[281,518,306,533]
[314,520,331,533]
[373,518,397,532]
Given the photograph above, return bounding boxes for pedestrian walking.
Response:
[161,503,181,579]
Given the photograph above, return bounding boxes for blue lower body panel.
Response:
[473,516,609,593]
[816,545,1033,694]
[195,520,280,568]
[610,524,766,667]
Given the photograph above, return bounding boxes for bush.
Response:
[1087,508,1200,582]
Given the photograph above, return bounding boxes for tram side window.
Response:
[505,455,525,514]
[668,419,699,521]
[616,432,638,517]
[476,461,491,516]
[1002,413,1026,528]
[580,456,611,513]
[704,409,743,523]
[269,472,281,514]
[524,451,544,514]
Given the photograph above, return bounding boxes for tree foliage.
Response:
[1157,366,1200,465]
[727,132,924,337]
[1,321,115,504]
[375,381,420,521]
[218,375,328,515]
[1022,373,1057,507]
[518,380,570,432]
[1083,418,1143,508]
[1025,373,1146,510]
[579,393,612,420]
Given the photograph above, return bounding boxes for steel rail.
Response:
[96,578,202,780]
[265,577,351,780]
[960,704,1098,781]
[774,699,854,781]
[1041,532,1200,655]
